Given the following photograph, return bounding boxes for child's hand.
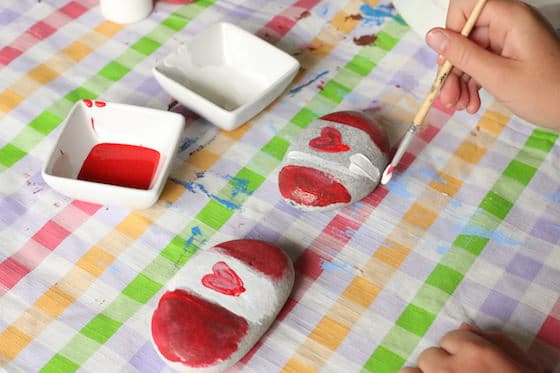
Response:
[399,323,541,373]
[425,0,560,129]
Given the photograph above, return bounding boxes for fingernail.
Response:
[460,322,479,331]
[426,30,448,54]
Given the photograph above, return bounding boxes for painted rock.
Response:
[278,111,389,211]
[151,239,294,372]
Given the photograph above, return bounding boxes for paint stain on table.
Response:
[77,143,160,190]
[353,33,377,46]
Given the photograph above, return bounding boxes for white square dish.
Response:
[42,100,184,209]
[153,22,300,131]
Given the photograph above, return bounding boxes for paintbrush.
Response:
[380,0,488,185]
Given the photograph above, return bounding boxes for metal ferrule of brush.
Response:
[391,125,418,166]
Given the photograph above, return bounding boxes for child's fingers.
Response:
[417,346,451,372]
[463,327,532,363]
[459,322,477,331]
[459,324,523,353]
[456,75,470,110]
[466,77,481,113]
[426,28,516,97]
[453,324,541,372]
[470,26,491,51]
[398,367,421,373]
[439,329,488,354]
[440,73,462,107]
[436,26,490,67]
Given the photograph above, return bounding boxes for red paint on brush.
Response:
[321,111,389,154]
[216,239,290,280]
[279,165,351,208]
[202,261,246,296]
[309,126,350,153]
[151,289,248,367]
[77,143,159,190]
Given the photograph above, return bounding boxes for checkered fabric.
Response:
[1,0,559,372]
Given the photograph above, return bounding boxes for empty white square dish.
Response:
[153,22,300,131]
[42,100,184,209]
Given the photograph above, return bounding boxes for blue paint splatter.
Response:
[268,124,279,134]
[185,226,202,246]
[419,168,446,184]
[359,4,405,26]
[227,176,251,198]
[437,246,450,255]
[387,179,413,199]
[318,3,330,18]
[546,192,560,202]
[449,199,462,208]
[458,225,523,246]
[181,226,205,259]
[107,264,120,275]
[179,137,198,152]
[211,195,239,210]
[345,93,359,103]
[288,70,329,95]
[320,259,356,274]
[350,201,363,216]
[171,178,242,210]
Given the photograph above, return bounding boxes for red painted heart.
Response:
[201,261,245,296]
[309,126,351,153]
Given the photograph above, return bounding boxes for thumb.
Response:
[426,28,514,95]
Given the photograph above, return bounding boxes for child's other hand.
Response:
[399,323,541,373]
[425,0,560,129]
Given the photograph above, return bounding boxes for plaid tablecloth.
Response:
[1,1,559,372]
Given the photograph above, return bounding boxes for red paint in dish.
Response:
[216,239,290,280]
[201,261,246,296]
[77,143,160,190]
[278,165,351,207]
[320,111,389,154]
[309,126,350,153]
[151,289,248,367]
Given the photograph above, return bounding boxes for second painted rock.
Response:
[151,239,294,372]
[278,111,389,211]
